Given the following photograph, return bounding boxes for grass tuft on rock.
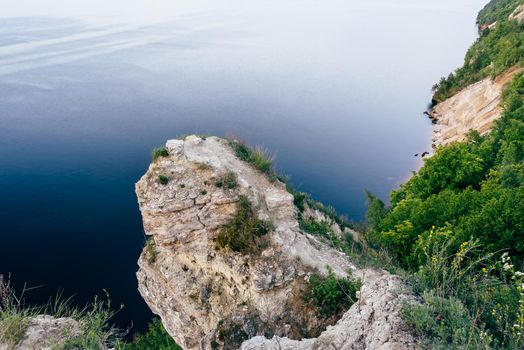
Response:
[152,147,169,162]
[228,140,276,181]
[0,275,122,349]
[215,171,238,189]
[215,196,273,254]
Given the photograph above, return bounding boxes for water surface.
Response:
[0,0,486,333]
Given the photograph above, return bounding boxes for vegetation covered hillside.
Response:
[367,1,524,348]
[478,0,523,27]
[433,0,524,102]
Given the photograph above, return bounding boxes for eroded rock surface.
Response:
[135,135,418,350]
[510,3,524,23]
[428,67,522,147]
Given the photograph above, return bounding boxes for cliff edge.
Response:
[135,135,418,350]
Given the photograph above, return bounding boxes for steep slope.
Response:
[429,1,524,148]
[428,66,522,147]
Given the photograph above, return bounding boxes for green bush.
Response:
[117,319,181,350]
[215,196,273,254]
[368,42,524,346]
[152,147,169,161]
[401,238,524,349]
[402,291,491,349]
[368,74,524,268]
[478,0,523,27]
[433,11,524,102]
[308,267,361,317]
[158,175,169,185]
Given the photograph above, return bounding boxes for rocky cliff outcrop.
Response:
[510,3,524,23]
[428,67,522,147]
[135,135,418,350]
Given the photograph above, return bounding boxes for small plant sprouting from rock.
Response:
[215,171,238,189]
[152,147,169,162]
[158,175,169,185]
[308,267,361,318]
[144,238,157,264]
[228,140,276,181]
[215,196,273,254]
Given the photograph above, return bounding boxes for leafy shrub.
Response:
[158,175,169,185]
[478,0,523,27]
[433,13,524,102]
[402,237,524,349]
[215,196,273,254]
[368,74,524,268]
[368,69,524,347]
[117,318,181,350]
[152,147,169,161]
[308,267,361,317]
[402,291,491,349]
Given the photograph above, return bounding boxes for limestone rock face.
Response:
[428,67,522,148]
[0,316,80,350]
[135,135,418,350]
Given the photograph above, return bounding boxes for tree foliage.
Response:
[367,71,524,349]
[433,4,524,102]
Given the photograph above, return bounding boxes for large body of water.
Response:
[0,0,486,334]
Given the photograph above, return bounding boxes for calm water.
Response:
[0,0,485,334]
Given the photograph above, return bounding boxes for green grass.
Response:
[215,196,273,254]
[0,313,29,346]
[0,276,122,349]
[228,140,276,181]
[0,277,41,346]
[152,147,169,162]
[214,171,237,189]
[299,218,332,239]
